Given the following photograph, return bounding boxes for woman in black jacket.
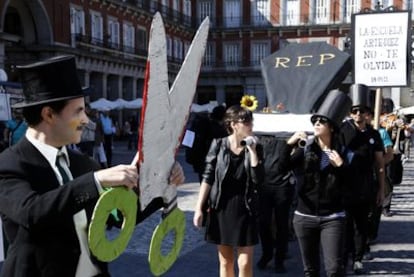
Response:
[193,105,264,277]
[286,90,351,277]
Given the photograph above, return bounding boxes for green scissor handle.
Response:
[88,188,137,262]
[148,207,186,276]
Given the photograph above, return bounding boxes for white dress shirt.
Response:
[26,133,101,276]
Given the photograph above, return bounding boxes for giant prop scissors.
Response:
[87,12,209,276]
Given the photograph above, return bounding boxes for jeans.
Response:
[293,213,346,277]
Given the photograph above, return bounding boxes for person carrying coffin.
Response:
[340,84,385,275]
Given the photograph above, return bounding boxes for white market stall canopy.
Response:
[91,98,218,113]
[90,98,143,111]
[399,106,414,115]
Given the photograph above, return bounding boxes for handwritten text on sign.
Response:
[354,12,409,87]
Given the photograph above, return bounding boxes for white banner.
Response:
[353,11,410,87]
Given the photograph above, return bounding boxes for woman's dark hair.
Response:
[23,100,69,126]
[223,105,253,134]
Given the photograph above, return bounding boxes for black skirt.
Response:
[205,194,258,247]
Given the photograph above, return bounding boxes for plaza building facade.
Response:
[0,0,413,122]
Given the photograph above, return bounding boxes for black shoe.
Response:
[256,255,272,270]
[274,262,287,274]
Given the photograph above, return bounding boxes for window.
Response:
[107,17,119,48]
[161,0,168,15]
[313,0,329,24]
[167,36,173,58]
[123,22,135,52]
[344,0,360,23]
[173,0,179,11]
[224,0,241,27]
[251,0,269,26]
[184,0,191,16]
[199,1,213,25]
[90,11,103,43]
[173,38,183,60]
[203,42,215,67]
[224,43,240,68]
[70,6,85,34]
[137,27,147,50]
[251,42,270,66]
[183,0,192,25]
[285,0,300,25]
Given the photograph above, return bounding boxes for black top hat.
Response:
[13,55,86,108]
[349,83,370,110]
[311,89,352,129]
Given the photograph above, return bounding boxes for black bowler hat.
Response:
[311,89,352,129]
[13,55,87,108]
[349,83,370,109]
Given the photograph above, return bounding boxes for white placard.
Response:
[353,11,410,87]
[0,217,4,262]
[181,130,195,148]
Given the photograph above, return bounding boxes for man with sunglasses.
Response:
[340,84,385,275]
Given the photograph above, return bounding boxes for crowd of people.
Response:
[190,85,413,277]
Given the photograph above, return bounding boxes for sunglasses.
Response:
[311,116,329,125]
[351,108,366,114]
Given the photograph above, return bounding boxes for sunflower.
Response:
[240,95,258,111]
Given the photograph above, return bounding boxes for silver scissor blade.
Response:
[138,15,210,211]
[168,16,210,148]
[139,12,172,210]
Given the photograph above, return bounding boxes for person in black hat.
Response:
[0,55,185,277]
[340,84,385,275]
[284,89,351,276]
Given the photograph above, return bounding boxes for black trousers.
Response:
[258,184,293,263]
[345,203,370,262]
[294,214,346,277]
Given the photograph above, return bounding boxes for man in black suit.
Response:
[0,55,184,277]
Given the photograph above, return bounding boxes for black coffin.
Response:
[261,42,351,114]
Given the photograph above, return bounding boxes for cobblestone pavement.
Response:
[2,141,414,276]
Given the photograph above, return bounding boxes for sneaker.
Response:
[383,210,394,217]
[353,261,366,275]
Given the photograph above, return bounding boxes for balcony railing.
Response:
[201,59,264,72]
[73,33,148,58]
[121,0,193,28]
[198,13,358,29]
